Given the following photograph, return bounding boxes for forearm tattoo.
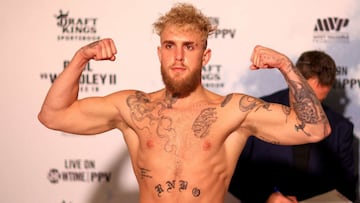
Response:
[155,179,200,198]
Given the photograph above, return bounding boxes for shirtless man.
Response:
[38,3,331,203]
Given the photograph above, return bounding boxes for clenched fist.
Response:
[250,45,292,71]
[79,38,117,61]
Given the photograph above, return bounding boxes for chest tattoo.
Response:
[192,108,217,138]
[126,91,218,153]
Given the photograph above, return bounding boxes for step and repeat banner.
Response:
[1,0,359,202]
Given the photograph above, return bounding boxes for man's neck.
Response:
[163,85,208,108]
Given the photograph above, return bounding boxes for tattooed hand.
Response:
[249,45,292,72]
[78,38,117,61]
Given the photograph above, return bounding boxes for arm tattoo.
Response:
[238,95,270,112]
[221,94,233,107]
[288,79,325,135]
[192,108,217,138]
[289,80,320,123]
[282,105,291,122]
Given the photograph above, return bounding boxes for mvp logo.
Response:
[314,17,349,32]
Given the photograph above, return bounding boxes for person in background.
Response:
[37,3,331,203]
[229,50,357,203]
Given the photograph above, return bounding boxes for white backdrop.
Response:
[1,0,359,202]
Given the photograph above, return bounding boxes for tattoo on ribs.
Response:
[192,108,217,138]
[139,167,152,179]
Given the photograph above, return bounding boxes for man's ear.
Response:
[202,49,211,66]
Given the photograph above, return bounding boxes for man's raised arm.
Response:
[38,38,117,132]
[250,45,331,141]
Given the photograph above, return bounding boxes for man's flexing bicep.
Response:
[43,93,123,135]
[237,95,320,145]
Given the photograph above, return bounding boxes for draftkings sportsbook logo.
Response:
[313,17,349,43]
[55,10,100,41]
[202,64,225,90]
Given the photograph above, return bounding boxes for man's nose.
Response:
[175,48,184,61]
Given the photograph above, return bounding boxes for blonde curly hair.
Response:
[153,3,216,47]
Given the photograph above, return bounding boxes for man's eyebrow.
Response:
[162,40,175,44]
[183,41,196,46]
[162,40,196,45]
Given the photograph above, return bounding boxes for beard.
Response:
[161,65,201,98]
